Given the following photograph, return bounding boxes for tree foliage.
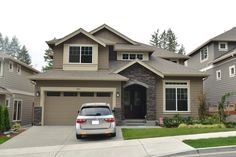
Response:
[17,45,31,65]
[42,49,53,71]
[150,28,185,54]
[0,33,32,65]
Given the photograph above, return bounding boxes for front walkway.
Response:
[1,131,236,157]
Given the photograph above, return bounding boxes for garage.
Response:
[44,91,112,125]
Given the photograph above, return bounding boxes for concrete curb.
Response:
[162,145,236,157]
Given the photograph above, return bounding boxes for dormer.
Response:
[47,29,106,71]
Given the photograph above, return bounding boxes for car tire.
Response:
[111,133,116,137]
[76,134,82,139]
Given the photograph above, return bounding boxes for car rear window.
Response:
[80,106,111,116]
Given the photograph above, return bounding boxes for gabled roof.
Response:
[46,28,106,47]
[0,52,39,73]
[213,48,236,64]
[90,24,137,45]
[113,60,164,78]
[114,43,156,52]
[153,47,190,60]
[189,27,236,56]
[110,57,207,77]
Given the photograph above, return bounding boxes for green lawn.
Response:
[0,136,10,144]
[184,136,236,148]
[122,128,236,140]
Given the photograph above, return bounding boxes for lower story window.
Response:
[13,100,22,121]
[165,81,189,112]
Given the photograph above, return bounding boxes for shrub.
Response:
[224,122,236,128]
[0,105,3,133]
[3,107,10,131]
[12,123,21,132]
[200,115,219,125]
[178,123,225,129]
[198,92,208,120]
[163,115,194,127]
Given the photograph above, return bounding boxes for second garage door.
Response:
[44,91,112,125]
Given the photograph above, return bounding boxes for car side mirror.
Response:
[78,111,80,113]
[112,109,115,113]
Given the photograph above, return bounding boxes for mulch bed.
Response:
[0,129,25,138]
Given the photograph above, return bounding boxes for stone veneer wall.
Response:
[119,63,159,120]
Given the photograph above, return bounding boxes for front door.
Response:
[124,85,146,119]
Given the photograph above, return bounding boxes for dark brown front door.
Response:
[124,85,146,119]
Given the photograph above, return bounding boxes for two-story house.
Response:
[31,24,206,126]
[0,52,39,125]
[187,27,236,107]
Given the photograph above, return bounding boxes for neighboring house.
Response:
[30,24,206,126]
[187,27,236,106]
[0,52,39,125]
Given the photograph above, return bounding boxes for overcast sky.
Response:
[1,0,236,70]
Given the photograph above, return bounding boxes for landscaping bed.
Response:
[122,128,236,140]
[0,129,25,144]
[183,136,236,148]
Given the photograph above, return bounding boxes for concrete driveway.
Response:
[0,126,123,149]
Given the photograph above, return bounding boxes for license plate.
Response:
[92,120,99,125]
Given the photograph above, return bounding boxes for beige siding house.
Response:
[31,24,207,125]
[0,53,39,125]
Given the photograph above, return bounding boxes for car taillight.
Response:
[76,119,86,124]
[104,118,115,123]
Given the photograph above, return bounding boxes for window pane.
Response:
[177,88,188,111]
[63,92,78,97]
[137,54,143,60]
[96,92,111,97]
[13,101,17,120]
[80,92,94,97]
[81,46,92,63]
[17,101,22,120]
[69,47,80,63]
[166,88,176,111]
[130,54,136,60]
[47,92,61,96]
[220,44,226,49]
[122,54,129,60]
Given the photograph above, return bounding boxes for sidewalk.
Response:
[0,131,236,157]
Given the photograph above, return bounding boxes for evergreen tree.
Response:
[17,45,32,65]
[166,29,179,52]
[150,29,160,46]
[8,36,21,57]
[0,33,3,51]
[159,30,168,49]
[2,36,10,53]
[178,44,185,54]
[3,107,10,131]
[42,49,53,71]
[0,105,4,133]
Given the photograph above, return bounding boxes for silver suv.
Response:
[76,103,116,139]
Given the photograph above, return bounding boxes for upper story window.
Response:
[218,42,228,51]
[229,65,235,77]
[17,65,21,75]
[200,46,208,63]
[69,46,92,63]
[216,70,221,80]
[122,53,144,60]
[8,61,13,72]
[0,60,3,76]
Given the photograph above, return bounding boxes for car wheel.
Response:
[111,133,116,137]
[76,134,82,139]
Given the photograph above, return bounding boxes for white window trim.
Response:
[229,65,235,77]
[218,42,228,51]
[121,53,144,61]
[0,60,3,77]
[200,46,208,63]
[8,61,14,72]
[163,80,191,113]
[68,44,94,64]
[12,99,23,122]
[216,70,222,80]
[5,98,10,108]
[17,64,21,75]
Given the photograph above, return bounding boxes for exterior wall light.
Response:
[116,92,120,97]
